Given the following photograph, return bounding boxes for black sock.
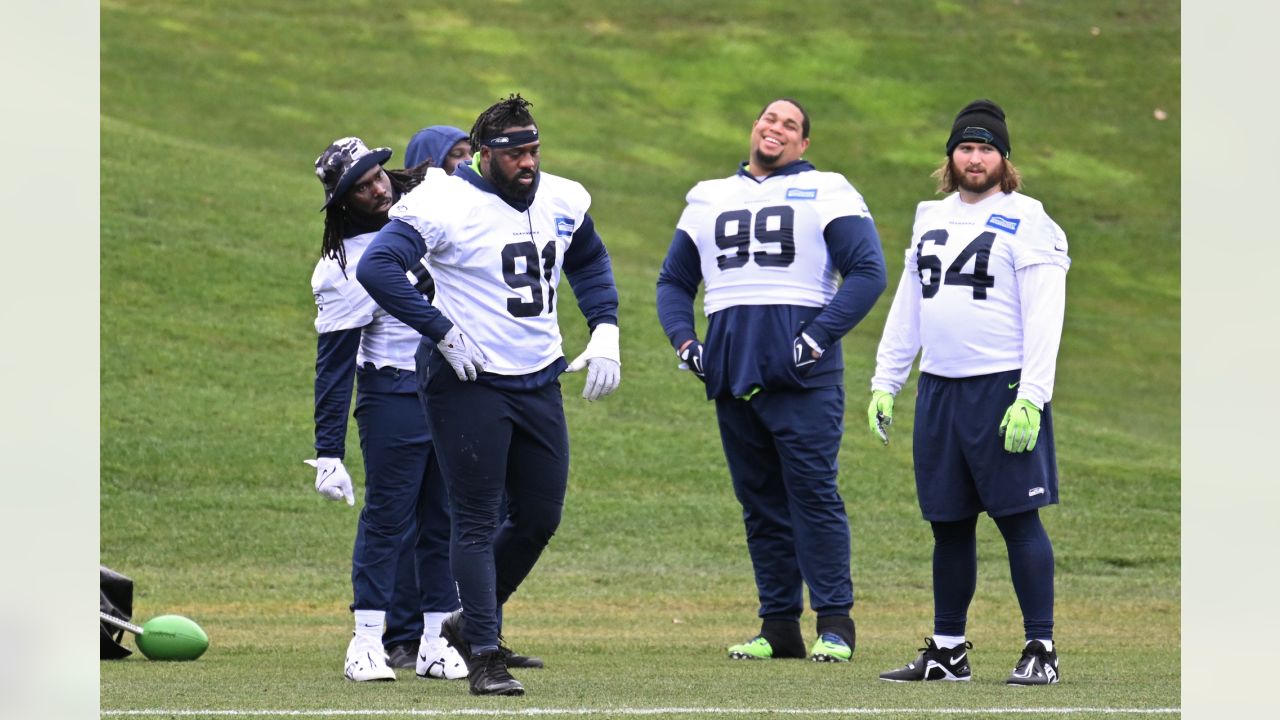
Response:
[816,615,856,652]
[760,618,806,658]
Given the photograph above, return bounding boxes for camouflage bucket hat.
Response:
[315,137,393,210]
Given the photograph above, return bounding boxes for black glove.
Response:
[792,330,824,376]
[678,341,706,381]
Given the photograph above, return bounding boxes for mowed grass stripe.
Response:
[101,706,1183,716]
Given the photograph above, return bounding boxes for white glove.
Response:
[437,325,487,381]
[565,322,621,401]
[304,457,355,506]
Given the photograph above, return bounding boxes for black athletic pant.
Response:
[423,366,569,653]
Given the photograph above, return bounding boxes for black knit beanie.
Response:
[946,99,1011,158]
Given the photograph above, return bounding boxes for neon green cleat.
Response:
[810,633,852,662]
[728,636,775,660]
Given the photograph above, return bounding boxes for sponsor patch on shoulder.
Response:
[786,188,818,200]
[985,214,1021,234]
[555,216,575,237]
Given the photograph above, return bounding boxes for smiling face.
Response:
[480,124,540,198]
[748,100,810,177]
[343,163,393,215]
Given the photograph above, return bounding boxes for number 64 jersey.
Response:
[872,191,1071,391]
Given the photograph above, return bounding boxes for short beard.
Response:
[490,160,537,198]
[956,161,1004,194]
[345,203,391,236]
[751,146,783,171]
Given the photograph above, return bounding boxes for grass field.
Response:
[100,1,1180,717]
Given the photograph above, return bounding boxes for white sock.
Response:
[423,612,448,639]
[1029,638,1054,652]
[933,634,966,650]
[353,610,385,640]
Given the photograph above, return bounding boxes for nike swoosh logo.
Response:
[1008,381,1019,389]
[319,467,336,485]
[951,652,966,664]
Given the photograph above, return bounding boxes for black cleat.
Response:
[1006,640,1060,686]
[880,638,973,682]
[440,610,470,663]
[468,649,525,696]
[384,641,418,669]
[499,634,545,669]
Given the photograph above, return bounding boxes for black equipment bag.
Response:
[100,566,134,659]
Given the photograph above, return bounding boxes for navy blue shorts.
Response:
[912,370,1058,522]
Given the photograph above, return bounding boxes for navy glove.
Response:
[793,331,824,375]
[677,341,706,381]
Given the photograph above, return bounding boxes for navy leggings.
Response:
[931,508,1055,640]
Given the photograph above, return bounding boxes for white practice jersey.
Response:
[676,168,872,315]
[390,168,591,375]
[311,231,422,371]
[877,191,1070,383]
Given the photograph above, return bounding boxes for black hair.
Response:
[468,93,537,153]
[320,165,427,273]
[757,97,810,138]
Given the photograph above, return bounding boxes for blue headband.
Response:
[482,128,539,148]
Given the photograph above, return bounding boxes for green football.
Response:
[136,614,209,661]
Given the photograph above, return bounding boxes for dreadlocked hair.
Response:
[319,165,429,274]
[468,93,536,153]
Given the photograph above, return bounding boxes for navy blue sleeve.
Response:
[355,219,454,343]
[314,328,361,458]
[655,229,703,349]
[804,215,888,349]
[562,212,619,330]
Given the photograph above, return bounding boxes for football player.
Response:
[406,125,473,175]
[308,137,466,683]
[870,99,1070,686]
[356,94,621,696]
[380,122,542,673]
[656,98,886,663]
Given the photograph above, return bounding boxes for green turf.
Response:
[101,1,1179,717]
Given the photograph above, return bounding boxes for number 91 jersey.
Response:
[391,168,589,375]
[677,168,871,315]
[908,191,1070,378]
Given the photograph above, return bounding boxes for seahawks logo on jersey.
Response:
[985,214,1021,234]
[555,216,575,237]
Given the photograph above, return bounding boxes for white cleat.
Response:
[417,635,469,679]
[344,634,396,682]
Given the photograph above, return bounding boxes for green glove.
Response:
[868,390,895,445]
[999,399,1042,453]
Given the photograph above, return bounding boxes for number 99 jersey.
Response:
[907,191,1070,378]
[677,167,872,314]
